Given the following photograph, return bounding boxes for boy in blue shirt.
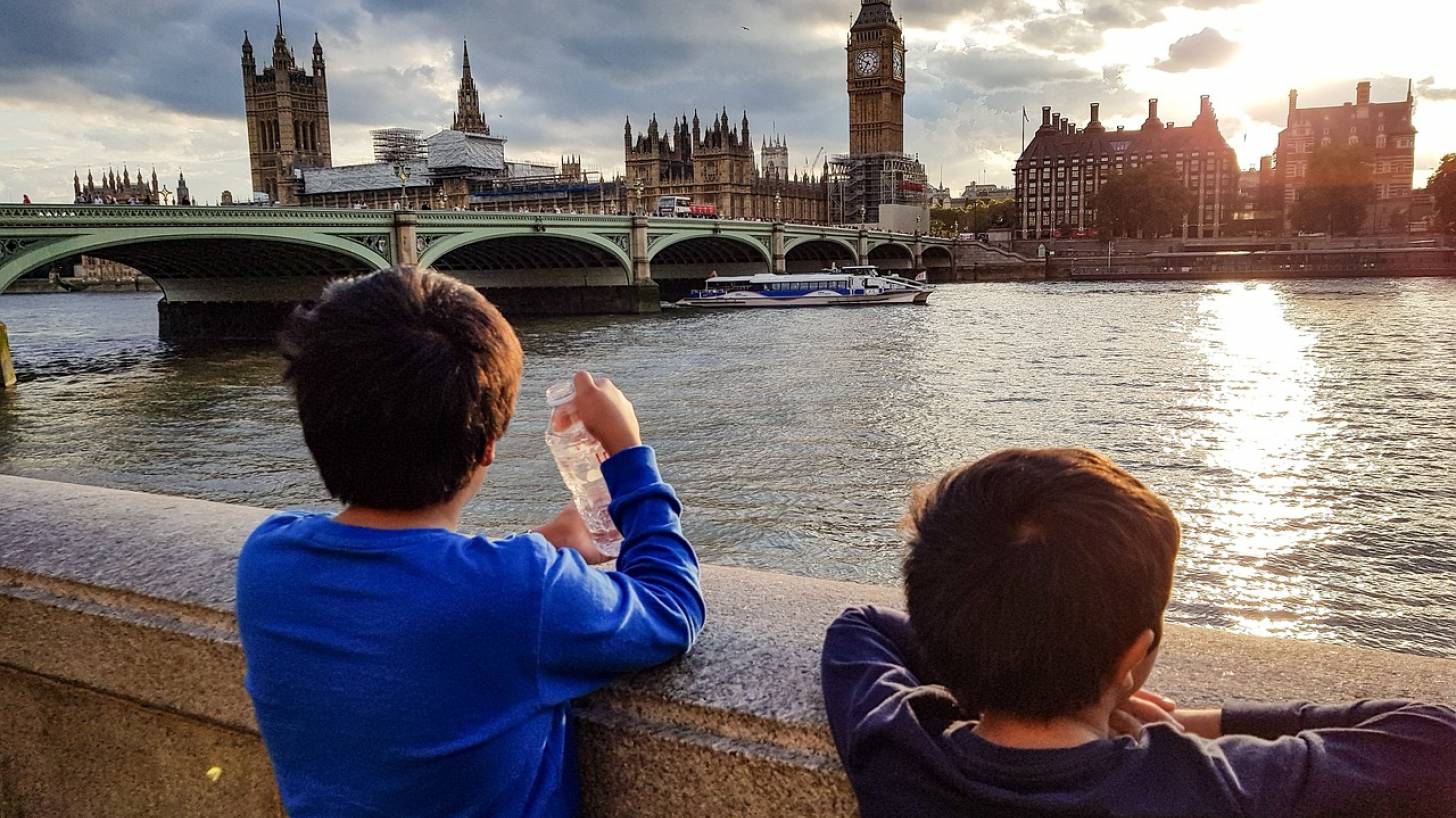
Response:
[236,267,705,818]
[823,448,1456,817]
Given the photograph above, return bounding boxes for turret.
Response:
[312,32,325,76]
[741,111,750,144]
[624,117,633,151]
[151,166,159,194]
[73,170,82,200]
[242,30,255,70]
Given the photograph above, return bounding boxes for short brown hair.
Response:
[280,266,523,510]
[903,448,1180,719]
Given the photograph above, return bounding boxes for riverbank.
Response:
[2,475,1453,817]
[2,278,160,295]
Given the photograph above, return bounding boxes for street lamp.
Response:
[394,163,412,211]
[160,186,173,206]
[632,177,645,216]
[774,191,782,222]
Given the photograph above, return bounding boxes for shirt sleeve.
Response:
[821,606,943,760]
[1215,701,1456,817]
[534,446,705,705]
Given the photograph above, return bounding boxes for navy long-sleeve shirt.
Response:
[237,446,705,818]
[822,606,1456,818]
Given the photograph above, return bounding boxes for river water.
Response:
[2,280,1454,659]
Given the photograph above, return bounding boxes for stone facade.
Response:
[1013,98,1238,239]
[1276,81,1417,233]
[242,12,332,205]
[624,110,829,224]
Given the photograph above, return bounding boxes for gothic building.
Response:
[242,8,332,204]
[828,0,928,229]
[623,109,828,223]
[1012,97,1238,239]
[761,135,789,181]
[73,166,162,204]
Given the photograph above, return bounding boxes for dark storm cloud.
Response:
[1153,27,1238,73]
[0,0,365,118]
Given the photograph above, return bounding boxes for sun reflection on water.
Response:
[1179,283,1337,641]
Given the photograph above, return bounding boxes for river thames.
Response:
[2,279,1454,659]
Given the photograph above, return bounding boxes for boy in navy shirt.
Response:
[823,448,1456,817]
[236,268,704,818]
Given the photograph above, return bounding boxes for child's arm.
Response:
[1216,701,1456,815]
[821,606,940,762]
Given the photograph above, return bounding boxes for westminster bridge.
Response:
[0,205,958,339]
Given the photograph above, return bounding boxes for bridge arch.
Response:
[0,231,389,299]
[783,238,857,272]
[424,232,632,290]
[868,242,915,271]
[922,245,953,271]
[648,234,770,298]
[419,230,631,278]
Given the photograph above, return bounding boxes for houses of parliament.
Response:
[237,0,927,226]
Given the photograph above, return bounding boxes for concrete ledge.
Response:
[2,475,1454,817]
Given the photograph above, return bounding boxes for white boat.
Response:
[676,266,934,308]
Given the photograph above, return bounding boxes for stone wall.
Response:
[2,475,1454,817]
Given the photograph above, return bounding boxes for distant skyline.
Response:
[2,0,1453,204]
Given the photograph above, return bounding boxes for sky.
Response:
[1,0,1453,204]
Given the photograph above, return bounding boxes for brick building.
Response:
[1013,97,1238,239]
[1275,81,1416,233]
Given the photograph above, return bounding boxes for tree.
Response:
[1291,144,1375,236]
[1429,153,1456,234]
[1092,162,1194,239]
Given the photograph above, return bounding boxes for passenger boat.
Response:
[676,265,934,308]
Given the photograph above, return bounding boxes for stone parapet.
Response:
[2,475,1454,817]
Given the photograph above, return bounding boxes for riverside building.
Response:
[241,11,332,205]
[1013,97,1238,240]
[1275,81,1417,234]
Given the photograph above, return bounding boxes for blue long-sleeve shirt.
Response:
[822,606,1456,818]
[236,446,705,818]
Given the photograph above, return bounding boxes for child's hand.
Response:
[534,504,608,565]
[1111,689,1184,737]
[571,370,641,456]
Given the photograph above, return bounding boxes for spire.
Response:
[242,30,252,52]
[452,39,487,134]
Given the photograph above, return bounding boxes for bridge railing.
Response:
[0,204,395,227]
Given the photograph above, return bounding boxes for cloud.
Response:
[1417,77,1456,101]
[1153,27,1239,73]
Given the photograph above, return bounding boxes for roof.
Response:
[426,129,506,172]
[506,160,558,178]
[1017,121,1234,165]
[301,161,432,194]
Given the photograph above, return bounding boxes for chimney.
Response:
[1090,102,1100,124]
[1356,80,1372,106]
[1148,98,1158,120]
[1200,95,1212,117]
[1288,89,1299,123]
[1259,155,1272,173]
[1041,106,1051,127]
[1051,112,1061,131]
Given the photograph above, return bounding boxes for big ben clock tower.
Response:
[847,0,905,156]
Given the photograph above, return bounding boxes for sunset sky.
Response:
[1,0,1452,204]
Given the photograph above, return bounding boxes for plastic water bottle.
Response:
[545,381,623,558]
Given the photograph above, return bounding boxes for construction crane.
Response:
[806,146,825,175]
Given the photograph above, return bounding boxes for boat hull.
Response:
[676,290,930,308]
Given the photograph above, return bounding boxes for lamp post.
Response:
[394,163,412,211]
[774,191,782,222]
[632,177,645,216]
[160,186,173,206]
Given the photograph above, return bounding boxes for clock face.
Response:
[855,49,881,77]
[893,50,904,80]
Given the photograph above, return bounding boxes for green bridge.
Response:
[0,205,958,339]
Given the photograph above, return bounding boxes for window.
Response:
[1348,136,1359,145]
[1376,135,1387,148]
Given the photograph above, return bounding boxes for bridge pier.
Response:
[630,215,651,282]
[856,228,870,266]
[771,222,787,274]
[1,321,16,390]
[392,212,418,267]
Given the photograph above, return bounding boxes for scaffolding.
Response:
[370,128,426,164]
[827,152,929,226]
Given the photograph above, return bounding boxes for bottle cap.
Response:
[545,380,576,408]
